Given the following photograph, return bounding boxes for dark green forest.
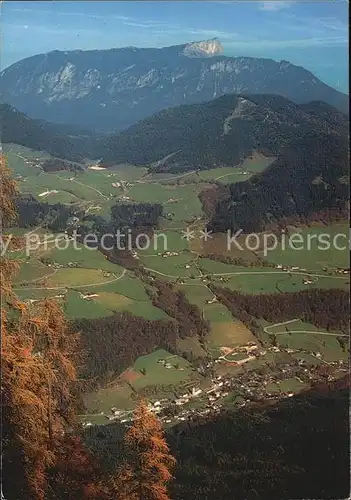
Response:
[83,380,349,500]
[101,94,348,170]
[208,132,349,232]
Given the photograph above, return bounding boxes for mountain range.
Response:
[0,39,348,133]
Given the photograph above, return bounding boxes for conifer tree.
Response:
[112,400,176,500]
[1,154,101,499]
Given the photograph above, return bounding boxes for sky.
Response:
[1,1,349,93]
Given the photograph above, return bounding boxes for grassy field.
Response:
[198,258,270,275]
[6,145,349,417]
[206,320,258,350]
[278,377,308,393]
[5,144,121,210]
[107,164,148,181]
[265,319,348,362]
[14,259,53,284]
[64,291,112,319]
[177,280,258,358]
[41,244,125,273]
[211,271,349,294]
[177,282,233,321]
[202,233,260,263]
[196,154,275,182]
[77,273,150,300]
[93,291,168,320]
[240,154,276,173]
[4,144,49,177]
[137,230,189,256]
[266,377,307,395]
[128,183,205,222]
[198,167,251,182]
[260,223,350,270]
[177,282,214,307]
[84,381,136,414]
[46,268,118,287]
[140,253,199,278]
[127,349,195,391]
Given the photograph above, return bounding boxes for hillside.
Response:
[209,131,349,232]
[0,40,348,132]
[169,383,350,500]
[101,93,348,169]
[0,103,102,162]
[2,94,348,233]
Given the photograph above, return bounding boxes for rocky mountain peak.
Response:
[182,38,223,58]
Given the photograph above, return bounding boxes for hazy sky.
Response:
[1,1,349,92]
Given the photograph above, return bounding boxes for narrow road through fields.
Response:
[138,170,197,184]
[263,319,348,337]
[64,176,110,200]
[212,270,347,279]
[15,268,59,286]
[13,269,127,292]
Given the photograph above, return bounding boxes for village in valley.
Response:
[6,144,349,432]
[82,330,348,428]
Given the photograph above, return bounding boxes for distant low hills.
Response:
[0,40,348,132]
[101,93,348,170]
[0,103,101,162]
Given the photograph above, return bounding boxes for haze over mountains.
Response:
[0,39,348,133]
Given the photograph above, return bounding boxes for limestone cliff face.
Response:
[0,40,347,132]
[182,39,223,57]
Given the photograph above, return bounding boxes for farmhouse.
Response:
[80,292,99,299]
[191,387,202,397]
[303,278,313,285]
[206,297,217,304]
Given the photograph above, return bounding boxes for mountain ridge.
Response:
[1,41,348,132]
[101,93,349,169]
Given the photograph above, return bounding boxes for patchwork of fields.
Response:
[5,144,349,422]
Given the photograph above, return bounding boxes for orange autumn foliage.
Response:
[1,154,100,499]
[112,400,176,500]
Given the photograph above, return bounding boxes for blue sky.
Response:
[1,1,349,92]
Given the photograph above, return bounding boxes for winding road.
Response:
[263,318,348,337]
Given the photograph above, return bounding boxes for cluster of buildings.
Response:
[80,292,99,300]
[83,342,348,428]
[276,264,309,272]
[206,297,218,304]
[47,261,76,269]
[333,268,350,275]
[158,251,180,257]
[156,358,184,370]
